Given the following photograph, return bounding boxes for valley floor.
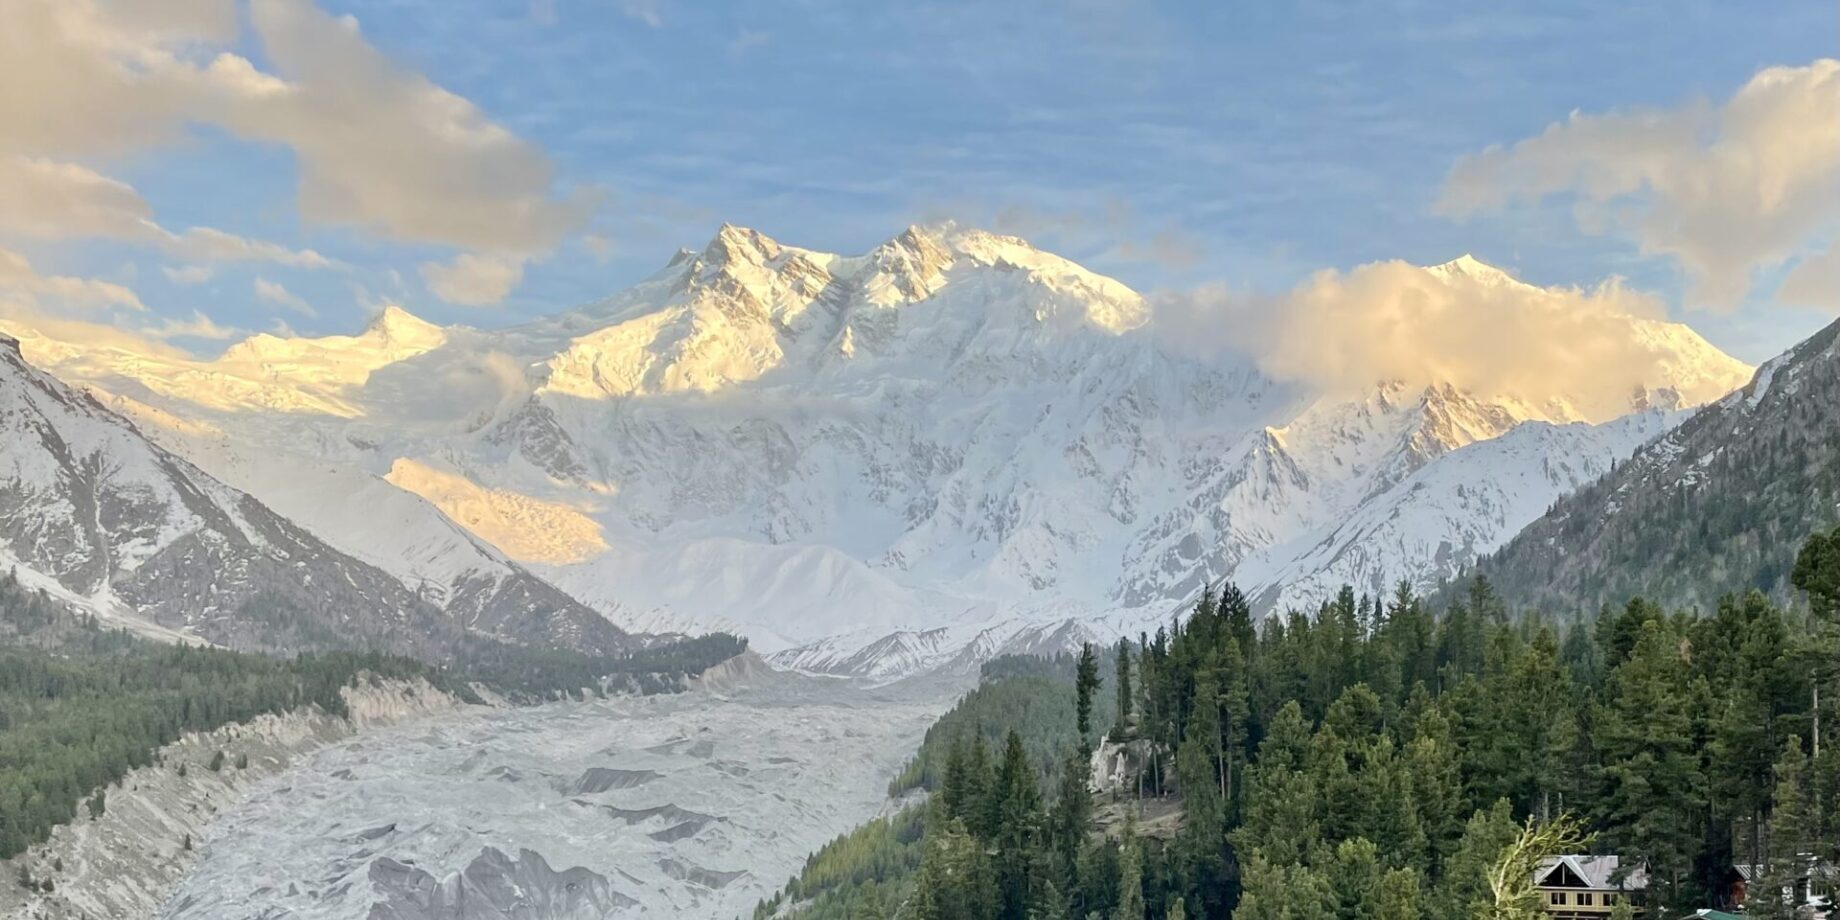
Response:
[153,671,952,920]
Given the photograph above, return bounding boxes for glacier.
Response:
[156,671,949,919]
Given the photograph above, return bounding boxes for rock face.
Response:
[0,679,461,920]
[9,225,1752,676]
[0,333,628,657]
[1474,316,1840,613]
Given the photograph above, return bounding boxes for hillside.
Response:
[1474,316,1840,612]
[0,332,630,659]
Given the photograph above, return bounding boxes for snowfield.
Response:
[7,224,1753,677]
[156,673,949,920]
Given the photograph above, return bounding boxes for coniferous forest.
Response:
[756,526,1840,920]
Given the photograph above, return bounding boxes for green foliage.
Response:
[765,527,1840,920]
[889,652,1117,796]
[1793,524,1840,624]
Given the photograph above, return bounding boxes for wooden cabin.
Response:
[1535,855,1646,918]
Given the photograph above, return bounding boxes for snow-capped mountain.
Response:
[9,224,1753,676]
[0,331,629,658]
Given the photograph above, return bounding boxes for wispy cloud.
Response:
[420,253,527,307]
[254,277,319,317]
[162,265,215,285]
[0,246,144,312]
[1438,59,1840,312]
[145,309,244,341]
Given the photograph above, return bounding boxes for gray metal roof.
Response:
[1535,855,1649,891]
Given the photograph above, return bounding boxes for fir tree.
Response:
[1114,642,1133,742]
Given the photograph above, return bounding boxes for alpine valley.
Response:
[3,224,1753,679]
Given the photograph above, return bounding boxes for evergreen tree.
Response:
[1114,643,1134,742]
[994,731,1043,920]
[1077,643,1101,745]
[1792,525,1840,624]
[1175,669,1226,915]
[1755,736,1817,920]
[1595,620,1706,912]
[1115,818,1145,920]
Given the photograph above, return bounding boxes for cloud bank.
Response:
[0,0,593,308]
[1438,59,1840,312]
[1154,257,1750,422]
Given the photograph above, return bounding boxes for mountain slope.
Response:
[1237,407,1682,611]
[1473,316,1840,613]
[0,333,629,658]
[10,225,1754,675]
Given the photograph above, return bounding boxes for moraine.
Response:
[156,669,949,920]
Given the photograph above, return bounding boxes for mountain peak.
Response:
[1426,253,1518,286]
[700,223,784,268]
[364,305,446,350]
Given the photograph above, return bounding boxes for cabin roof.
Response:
[1535,855,1648,891]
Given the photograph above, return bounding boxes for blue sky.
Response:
[6,0,1838,363]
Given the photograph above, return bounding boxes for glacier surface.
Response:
[157,677,948,919]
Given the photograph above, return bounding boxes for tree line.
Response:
[757,526,1840,919]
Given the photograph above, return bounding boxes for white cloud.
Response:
[1438,59,1840,312]
[253,277,318,317]
[420,253,526,307]
[162,264,215,284]
[1153,257,1750,422]
[1778,239,1840,312]
[582,233,617,263]
[0,0,591,310]
[226,0,595,255]
[162,226,334,268]
[0,156,335,268]
[617,0,663,27]
[0,246,144,312]
[144,309,243,341]
[0,157,155,239]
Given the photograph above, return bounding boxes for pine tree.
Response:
[1793,526,1840,624]
[1594,619,1706,912]
[1115,818,1145,920]
[1175,668,1226,915]
[1077,644,1101,746]
[1754,736,1817,920]
[995,731,1043,920]
[1434,801,1520,920]
[1114,643,1134,742]
[910,818,997,920]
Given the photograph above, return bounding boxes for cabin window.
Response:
[1578,893,1594,906]
[1605,894,1618,906]
[1550,892,1567,906]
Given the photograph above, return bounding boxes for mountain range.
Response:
[2,224,1762,676]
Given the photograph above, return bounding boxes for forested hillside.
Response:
[1475,316,1840,614]
[760,536,1840,919]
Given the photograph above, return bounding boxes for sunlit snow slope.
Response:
[11,224,1751,675]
